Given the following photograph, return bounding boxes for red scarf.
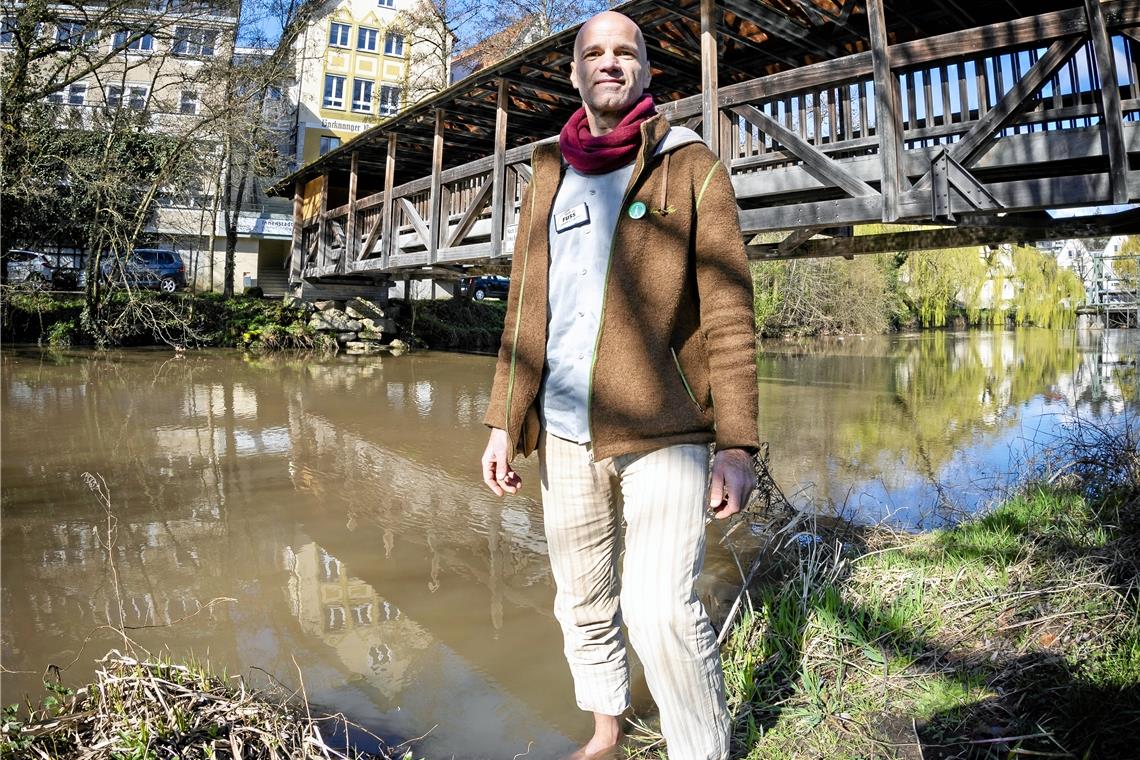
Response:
[559,94,657,175]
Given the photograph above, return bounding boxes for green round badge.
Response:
[627,201,647,219]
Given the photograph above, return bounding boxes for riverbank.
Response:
[689,423,1139,759]
[6,464,1136,758]
[0,288,409,353]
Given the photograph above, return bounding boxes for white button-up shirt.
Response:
[538,162,635,444]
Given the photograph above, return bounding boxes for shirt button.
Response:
[578,353,584,360]
[580,268,587,276]
[577,311,584,318]
[588,189,597,196]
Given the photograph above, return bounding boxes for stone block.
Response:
[336,332,357,344]
[345,341,382,355]
[345,297,386,320]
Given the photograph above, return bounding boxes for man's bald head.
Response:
[574,11,647,62]
[569,10,652,134]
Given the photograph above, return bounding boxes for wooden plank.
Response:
[749,216,1140,259]
[1086,0,1130,204]
[868,0,906,221]
[729,121,1140,201]
[380,133,396,269]
[731,105,879,197]
[289,180,303,286]
[398,197,433,250]
[700,0,719,154]
[358,213,384,259]
[428,109,445,263]
[344,151,359,270]
[777,228,818,254]
[913,36,1083,190]
[317,172,329,268]
[446,177,494,248]
[490,79,509,259]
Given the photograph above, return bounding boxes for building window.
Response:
[324,605,346,632]
[47,89,65,104]
[68,82,87,106]
[56,20,96,48]
[384,32,404,56]
[379,84,400,115]
[323,74,345,108]
[173,26,216,56]
[328,21,350,47]
[113,30,155,52]
[352,604,373,625]
[180,90,199,114]
[319,135,341,155]
[319,549,341,581]
[357,26,377,52]
[351,79,373,113]
[377,0,395,7]
[108,84,148,110]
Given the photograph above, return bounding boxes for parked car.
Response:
[101,248,186,293]
[2,249,53,286]
[457,275,510,301]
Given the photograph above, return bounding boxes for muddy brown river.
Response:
[1,330,1135,758]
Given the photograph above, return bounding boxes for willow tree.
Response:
[1009,245,1085,328]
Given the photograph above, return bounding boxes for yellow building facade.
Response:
[292,0,417,165]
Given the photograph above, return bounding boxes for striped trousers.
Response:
[538,432,730,760]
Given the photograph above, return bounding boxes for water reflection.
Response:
[759,330,1137,526]
[1,331,1135,757]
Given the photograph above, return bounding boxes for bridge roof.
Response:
[274,0,1076,194]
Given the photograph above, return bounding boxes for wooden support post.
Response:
[700,0,720,155]
[289,180,303,288]
[344,151,359,272]
[490,79,509,259]
[1085,0,1129,204]
[868,0,906,222]
[428,108,445,263]
[381,133,396,269]
[317,173,329,269]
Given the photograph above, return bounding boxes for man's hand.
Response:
[708,448,755,519]
[482,428,522,496]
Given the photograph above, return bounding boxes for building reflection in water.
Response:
[2,332,1136,757]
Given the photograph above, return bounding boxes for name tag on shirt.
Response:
[555,202,590,233]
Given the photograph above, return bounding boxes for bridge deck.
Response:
[277,1,1140,284]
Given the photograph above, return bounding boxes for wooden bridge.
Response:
[273,0,1140,288]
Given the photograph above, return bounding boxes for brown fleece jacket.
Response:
[483,114,760,462]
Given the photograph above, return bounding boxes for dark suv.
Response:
[457,275,509,301]
[102,249,186,293]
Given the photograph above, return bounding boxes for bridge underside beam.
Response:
[747,209,1140,260]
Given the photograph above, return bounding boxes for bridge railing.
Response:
[296,1,1139,279]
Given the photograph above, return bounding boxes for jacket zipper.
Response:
[585,148,655,462]
[670,347,704,412]
[503,163,540,447]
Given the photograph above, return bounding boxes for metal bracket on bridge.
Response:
[930,150,1004,222]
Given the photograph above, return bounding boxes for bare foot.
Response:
[564,714,622,760]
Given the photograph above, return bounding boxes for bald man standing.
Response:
[481,11,759,760]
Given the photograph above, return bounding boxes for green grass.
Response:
[628,482,1140,759]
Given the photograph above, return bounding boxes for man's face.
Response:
[570,13,651,124]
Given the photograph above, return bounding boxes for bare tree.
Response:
[210,0,322,296]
